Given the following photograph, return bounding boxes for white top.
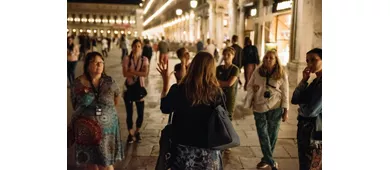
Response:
[102,39,108,49]
[244,67,289,113]
[205,44,216,55]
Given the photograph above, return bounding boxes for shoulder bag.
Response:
[208,91,240,150]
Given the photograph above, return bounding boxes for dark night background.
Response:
[67,0,142,5]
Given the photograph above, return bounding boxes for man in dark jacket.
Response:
[142,39,153,63]
[231,35,243,87]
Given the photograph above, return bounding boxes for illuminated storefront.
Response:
[264,0,292,66]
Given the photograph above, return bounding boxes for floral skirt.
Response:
[171,144,223,170]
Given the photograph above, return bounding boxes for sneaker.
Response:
[271,162,279,170]
[256,162,269,169]
[127,134,134,144]
[135,132,142,142]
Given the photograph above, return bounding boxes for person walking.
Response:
[122,39,149,143]
[291,48,322,170]
[158,36,169,64]
[205,39,216,57]
[120,35,129,61]
[231,35,243,88]
[242,37,260,91]
[68,52,124,170]
[67,36,79,87]
[157,51,225,170]
[244,50,289,170]
[142,39,153,65]
[196,39,204,52]
[173,47,190,83]
[102,37,108,57]
[216,47,239,122]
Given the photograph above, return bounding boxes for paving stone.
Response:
[250,146,264,158]
[228,146,255,157]
[240,136,260,147]
[131,144,154,156]
[244,130,258,138]
[144,123,166,130]
[274,158,299,170]
[239,157,260,169]
[222,155,243,169]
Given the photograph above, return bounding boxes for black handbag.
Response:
[155,109,175,170]
[208,92,240,150]
[125,79,147,101]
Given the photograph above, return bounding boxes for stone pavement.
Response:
[67,47,300,170]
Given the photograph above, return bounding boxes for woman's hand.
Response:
[157,60,174,97]
[156,60,174,82]
[282,108,288,122]
[302,67,310,82]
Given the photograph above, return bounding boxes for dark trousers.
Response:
[254,108,283,166]
[124,97,145,130]
[67,61,77,85]
[121,48,128,61]
[102,48,108,57]
[297,116,317,170]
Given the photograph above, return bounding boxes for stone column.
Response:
[288,0,322,87]
[237,0,245,47]
[189,11,195,42]
[228,0,237,37]
[136,9,144,39]
[208,1,216,42]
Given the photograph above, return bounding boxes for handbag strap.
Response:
[219,90,228,111]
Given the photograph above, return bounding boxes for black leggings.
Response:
[124,99,145,130]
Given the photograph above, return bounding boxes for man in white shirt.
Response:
[204,39,216,56]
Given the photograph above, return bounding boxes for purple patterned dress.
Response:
[70,75,124,166]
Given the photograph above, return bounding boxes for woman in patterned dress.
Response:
[69,52,124,170]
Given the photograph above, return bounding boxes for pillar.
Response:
[288,0,322,87]
[237,0,245,47]
[228,0,237,37]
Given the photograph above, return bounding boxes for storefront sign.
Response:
[273,0,292,13]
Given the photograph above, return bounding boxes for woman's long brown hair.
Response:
[179,52,221,106]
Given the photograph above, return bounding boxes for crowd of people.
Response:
[67,33,322,170]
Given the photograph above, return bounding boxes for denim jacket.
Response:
[291,76,322,118]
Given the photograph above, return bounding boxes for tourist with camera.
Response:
[244,50,289,170]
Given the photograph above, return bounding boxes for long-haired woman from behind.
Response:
[122,39,149,144]
[69,52,124,170]
[157,52,224,170]
[244,50,289,170]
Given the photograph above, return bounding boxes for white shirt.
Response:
[102,39,108,49]
[205,44,216,55]
[244,67,289,113]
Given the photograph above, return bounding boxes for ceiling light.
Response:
[190,0,198,9]
[250,8,257,16]
[143,0,174,26]
[176,9,183,16]
[143,0,154,14]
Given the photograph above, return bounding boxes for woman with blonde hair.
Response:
[244,50,289,170]
[157,51,224,170]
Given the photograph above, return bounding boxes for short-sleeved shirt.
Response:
[158,40,169,54]
[216,65,239,109]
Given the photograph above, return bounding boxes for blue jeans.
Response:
[254,108,283,166]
